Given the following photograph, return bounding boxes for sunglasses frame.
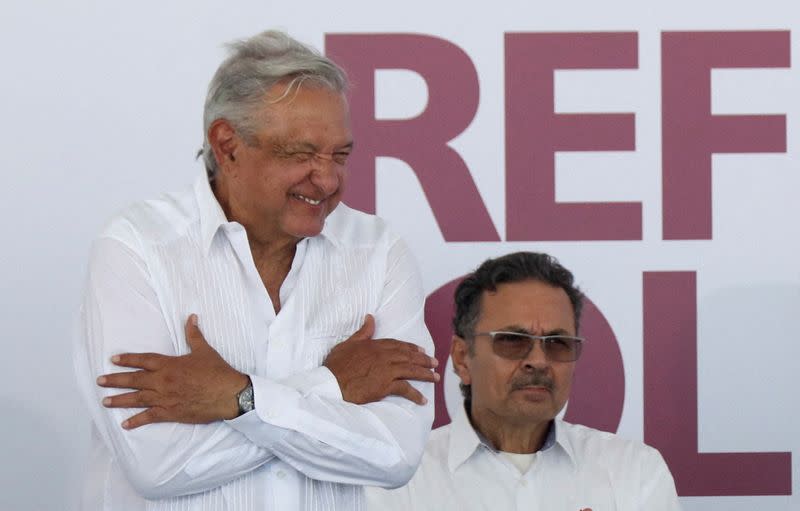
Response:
[471,331,585,362]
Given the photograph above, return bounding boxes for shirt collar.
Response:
[447,403,576,473]
[194,170,229,254]
[192,169,344,253]
[552,418,577,467]
[317,203,343,249]
[447,403,485,473]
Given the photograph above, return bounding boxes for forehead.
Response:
[258,81,351,142]
[476,279,575,334]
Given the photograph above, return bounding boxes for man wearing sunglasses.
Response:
[367,251,681,510]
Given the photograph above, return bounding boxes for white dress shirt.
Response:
[366,404,681,511]
[73,171,434,510]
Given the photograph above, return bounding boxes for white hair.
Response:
[199,30,348,179]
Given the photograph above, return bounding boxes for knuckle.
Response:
[409,368,425,380]
[382,340,401,351]
[140,391,156,406]
[387,366,403,379]
[123,375,139,389]
[396,380,412,394]
[386,382,402,396]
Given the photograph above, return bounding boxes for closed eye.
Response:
[289,151,315,163]
[332,152,350,165]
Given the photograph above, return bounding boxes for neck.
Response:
[213,176,300,254]
[212,177,299,313]
[468,404,550,454]
[248,237,298,269]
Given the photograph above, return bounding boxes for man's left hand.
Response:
[97,314,249,430]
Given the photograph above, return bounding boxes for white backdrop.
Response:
[1,1,798,509]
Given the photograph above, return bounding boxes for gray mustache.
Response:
[511,371,554,392]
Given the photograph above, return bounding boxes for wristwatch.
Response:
[237,377,255,416]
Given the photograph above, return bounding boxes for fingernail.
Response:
[431,357,439,367]
[417,346,425,353]
[102,397,111,406]
[191,314,198,326]
[421,396,428,405]
[96,376,106,385]
[434,373,441,382]
[121,420,130,429]
[111,355,120,363]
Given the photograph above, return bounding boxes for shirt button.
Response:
[277,470,286,479]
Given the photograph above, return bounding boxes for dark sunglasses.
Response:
[472,331,584,362]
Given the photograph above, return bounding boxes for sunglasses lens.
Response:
[544,336,581,362]
[491,332,532,359]
[489,333,583,361]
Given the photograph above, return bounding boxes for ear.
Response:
[450,335,472,386]
[208,119,239,173]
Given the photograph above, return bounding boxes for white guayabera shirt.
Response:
[74,171,434,511]
[366,405,682,511]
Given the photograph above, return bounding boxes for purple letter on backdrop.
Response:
[643,272,791,495]
[425,277,624,431]
[325,34,499,241]
[505,32,641,241]
[661,31,789,240]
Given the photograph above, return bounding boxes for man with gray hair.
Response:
[74,30,438,510]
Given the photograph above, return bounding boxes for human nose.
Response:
[309,154,341,193]
[522,338,550,370]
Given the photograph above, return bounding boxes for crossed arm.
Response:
[98,313,438,429]
[76,236,439,499]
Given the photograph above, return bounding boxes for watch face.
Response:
[238,385,254,413]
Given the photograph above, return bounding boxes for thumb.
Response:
[184,313,209,352]
[351,314,375,341]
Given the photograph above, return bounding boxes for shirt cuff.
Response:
[224,374,298,447]
[225,368,343,447]
[279,366,343,400]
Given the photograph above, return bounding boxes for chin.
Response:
[285,221,326,239]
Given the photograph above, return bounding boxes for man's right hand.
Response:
[323,315,439,405]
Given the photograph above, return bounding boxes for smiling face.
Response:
[210,81,353,243]
[452,279,577,430]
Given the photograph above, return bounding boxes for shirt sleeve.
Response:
[226,237,435,489]
[639,448,682,510]
[365,482,415,511]
[74,236,275,500]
